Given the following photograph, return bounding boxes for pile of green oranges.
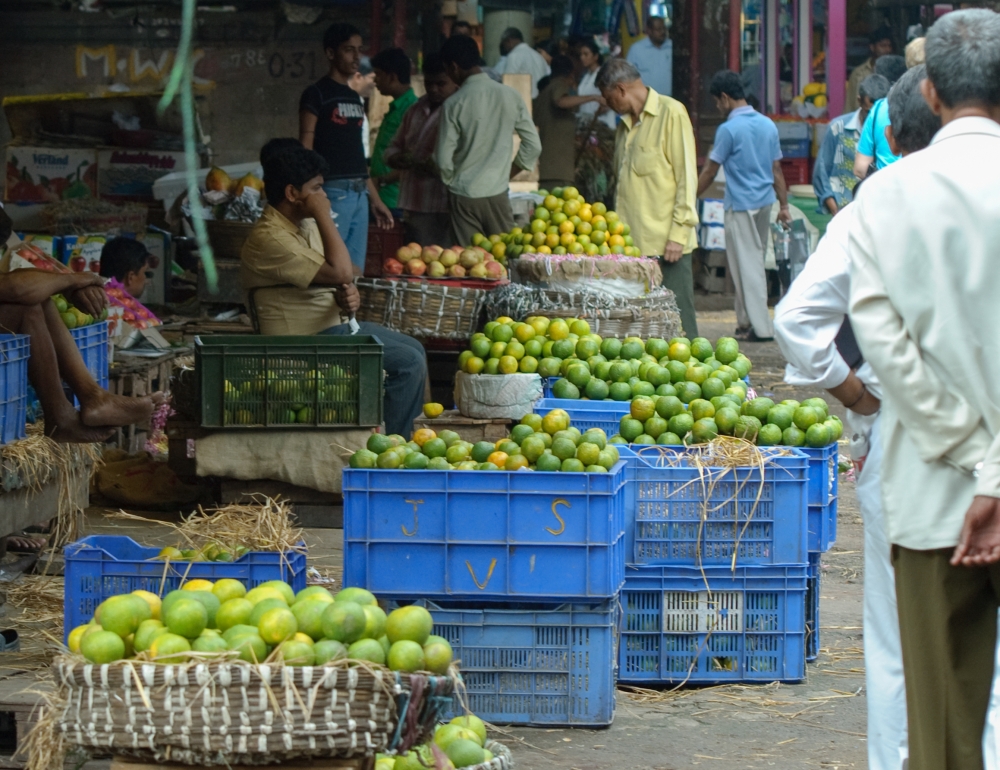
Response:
[379,715,494,769]
[53,293,107,329]
[349,410,620,473]
[458,314,601,376]
[67,579,453,675]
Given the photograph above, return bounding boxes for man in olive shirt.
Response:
[534,55,604,190]
[598,58,699,336]
[241,145,427,436]
[436,35,542,245]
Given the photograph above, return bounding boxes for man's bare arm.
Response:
[299,111,318,150]
[0,269,102,306]
[696,160,721,198]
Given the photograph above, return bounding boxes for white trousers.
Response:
[857,414,1000,769]
[723,208,774,338]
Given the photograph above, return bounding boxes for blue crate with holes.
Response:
[802,444,838,553]
[806,552,820,661]
[63,535,307,639]
[0,335,29,445]
[533,397,630,434]
[343,463,627,602]
[70,322,109,406]
[620,446,809,566]
[619,562,808,684]
[390,598,618,726]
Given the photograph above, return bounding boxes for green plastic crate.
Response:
[196,335,383,428]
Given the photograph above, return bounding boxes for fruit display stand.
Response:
[484,283,682,340]
[511,253,663,297]
[354,277,504,343]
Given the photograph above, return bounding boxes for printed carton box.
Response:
[5,146,97,203]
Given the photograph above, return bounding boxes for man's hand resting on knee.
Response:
[952,495,1000,566]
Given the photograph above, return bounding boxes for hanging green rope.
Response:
[157,0,217,293]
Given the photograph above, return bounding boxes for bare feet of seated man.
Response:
[0,247,165,442]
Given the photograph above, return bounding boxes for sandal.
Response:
[734,329,774,342]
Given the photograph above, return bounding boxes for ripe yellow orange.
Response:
[491,242,506,258]
[609,234,626,248]
[514,323,535,343]
[543,195,559,210]
[496,316,514,325]
[529,316,550,335]
[559,232,576,247]
[498,355,519,374]
[545,232,560,248]
[487,451,509,467]
[576,221,593,235]
[505,454,530,470]
[548,319,569,340]
[592,202,607,215]
[423,402,444,418]
[537,245,552,254]
[464,356,485,374]
[531,231,546,246]
[563,199,581,216]
[558,220,574,234]
[579,205,593,222]
[132,590,162,620]
[610,221,625,235]
[182,579,214,593]
[412,428,437,446]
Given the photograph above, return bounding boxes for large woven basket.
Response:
[207,220,255,261]
[53,658,455,766]
[354,278,494,341]
[485,283,682,340]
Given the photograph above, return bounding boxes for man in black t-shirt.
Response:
[300,23,393,271]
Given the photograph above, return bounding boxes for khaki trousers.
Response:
[893,545,1000,769]
[659,253,698,338]
[724,208,774,337]
[448,190,515,247]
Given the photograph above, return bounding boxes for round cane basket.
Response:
[207,220,255,261]
[354,278,500,341]
[485,283,682,340]
[52,657,456,766]
[473,740,514,769]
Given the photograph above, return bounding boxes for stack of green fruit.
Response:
[349,410,620,473]
[67,579,453,674]
[378,715,494,769]
[549,335,752,402]
[53,293,108,329]
[154,543,251,563]
[611,393,841,447]
[222,361,357,426]
[458,314,600,375]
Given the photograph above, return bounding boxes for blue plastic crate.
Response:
[70,322,109,406]
[533,398,630,434]
[391,598,617,726]
[622,446,809,567]
[806,552,820,661]
[63,535,307,638]
[619,563,808,684]
[541,377,560,398]
[801,444,838,508]
[343,462,627,602]
[0,335,29,445]
[780,138,812,158]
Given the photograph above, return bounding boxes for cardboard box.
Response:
[15,233,62,260]
[63,234,107,273]
[139,229,170,305]
[699,199,725,225]
[775,120,810,140]
[5,146,97,203]
[699,224,726,251]
[98,148,190,202]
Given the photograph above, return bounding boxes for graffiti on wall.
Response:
[75,45,214,86]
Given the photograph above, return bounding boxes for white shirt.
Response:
[496,42,550,99]
[848,116,1000,550]
[626,37,673,98]
[577,69,617,130]
[773,203,880,457]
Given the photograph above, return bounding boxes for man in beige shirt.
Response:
[847,11,1000,766]
[598,58,700,336]
[845,26,894,118]
[241,143,427,436]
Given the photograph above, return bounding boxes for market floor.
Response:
[79,310,870,770]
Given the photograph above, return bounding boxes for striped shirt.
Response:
[384,95,450,214]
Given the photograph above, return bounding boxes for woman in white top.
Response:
[576,40,617,130]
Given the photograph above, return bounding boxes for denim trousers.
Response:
[323,179,369,271]
[320,321,426,437]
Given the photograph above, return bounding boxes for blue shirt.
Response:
[709,106,782,211]
[626,37,673,97]
[812,109,862,210]
[857,98,900,170]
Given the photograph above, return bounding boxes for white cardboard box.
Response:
[5,146,97,203]
[775,121,811,141]
[699,224,726,251]
[699,199,726,226]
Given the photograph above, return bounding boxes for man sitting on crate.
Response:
[240,143,427,436]
[0,207,161,443]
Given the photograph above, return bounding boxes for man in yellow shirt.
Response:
[241,142,427,436]
[597,58,699,336]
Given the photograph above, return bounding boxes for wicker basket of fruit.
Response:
[354,278,493,341]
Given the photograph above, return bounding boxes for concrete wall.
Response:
[1,9,423,166]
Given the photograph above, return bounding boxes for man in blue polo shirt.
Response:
[696,70,791,342]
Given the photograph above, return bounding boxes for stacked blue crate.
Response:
[342,461,629,725]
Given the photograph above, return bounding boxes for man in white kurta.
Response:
[846,10,1000,768]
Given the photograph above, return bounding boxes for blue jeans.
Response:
[320,321,426,437]
[323,179,369,271]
